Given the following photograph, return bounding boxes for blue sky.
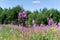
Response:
[0,0,60,11]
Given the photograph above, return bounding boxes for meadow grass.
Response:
[0,26,60,40]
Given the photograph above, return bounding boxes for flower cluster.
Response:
[57,22,60,27]
[47,17,54,26]
[18,11,27,20]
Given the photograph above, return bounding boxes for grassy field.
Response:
[0,25,60,40]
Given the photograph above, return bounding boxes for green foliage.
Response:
[0,26,21,40]
[0,6,60,25]
[0,6,23,24]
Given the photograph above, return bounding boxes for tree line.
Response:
[0,5,60,25]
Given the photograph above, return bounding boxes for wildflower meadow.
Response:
[0,3,60,40]
[0,9,60,40]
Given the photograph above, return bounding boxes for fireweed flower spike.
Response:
[22,11,27,22]
[18,11,27,18]
[57,22,60,27]
[18,12,22,20]
[18,11,27,26]
[47,17,54,26]
[22,11,27,18]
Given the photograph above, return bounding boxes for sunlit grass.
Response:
[0,26,60,40]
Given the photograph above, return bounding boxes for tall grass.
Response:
[0,26,60,40]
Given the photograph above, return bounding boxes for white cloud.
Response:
[32,0,40,4]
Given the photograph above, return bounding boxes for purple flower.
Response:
[22,11,27,18]
[10,29,14,33]
[0,27,2,31]
[40,24,45,27]
[57,22,60,27]
[18,12,22,19]
[18,11,27,21]
[47,18,54,26]
[18,26,24,30]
